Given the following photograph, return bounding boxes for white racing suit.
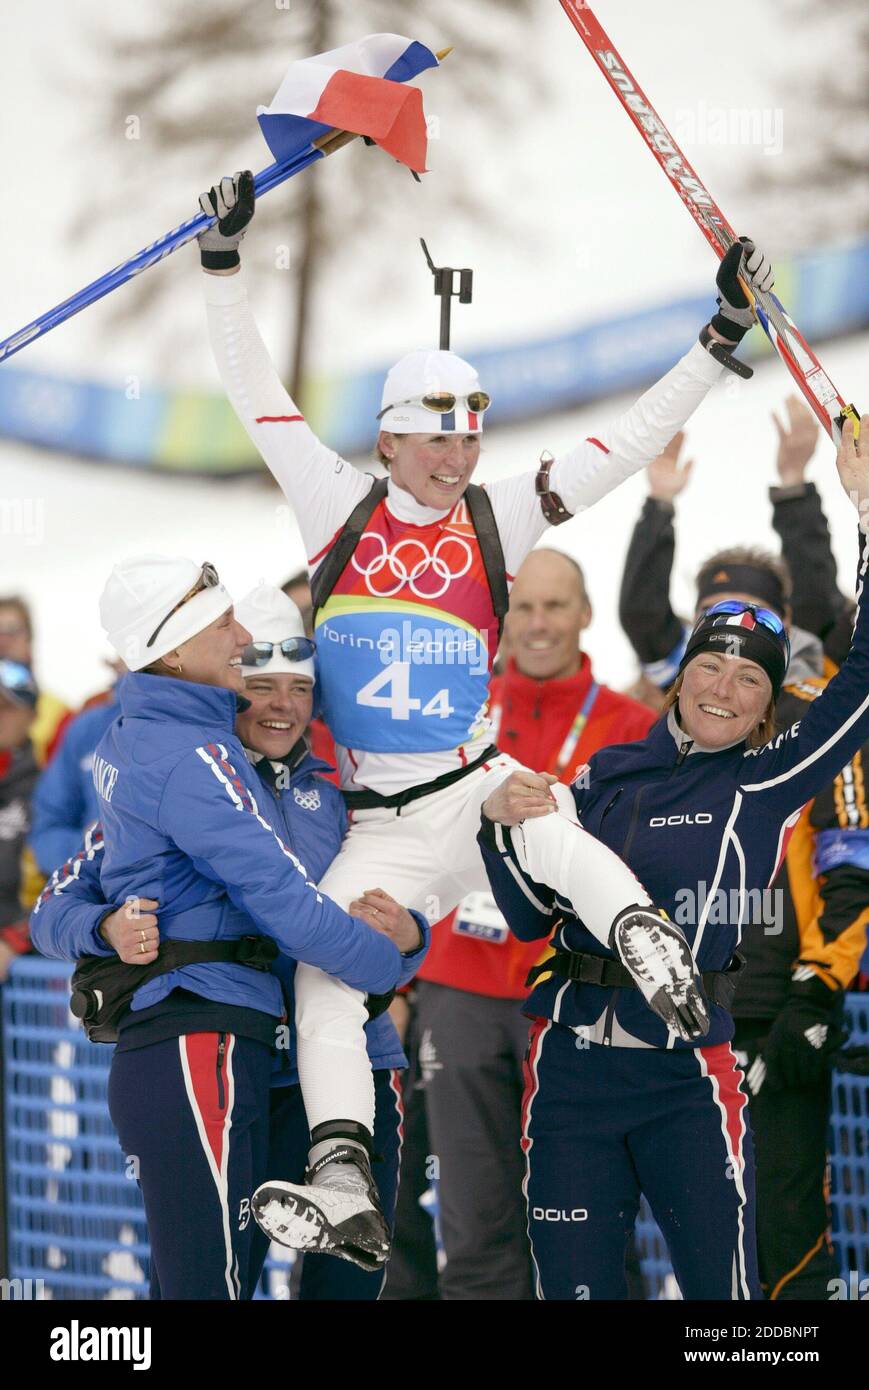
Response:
[205,269,724,1129]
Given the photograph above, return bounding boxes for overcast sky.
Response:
[0,0,839,388]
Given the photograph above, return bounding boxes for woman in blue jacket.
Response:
[478,419,869,1300]
[32,561,422,1298]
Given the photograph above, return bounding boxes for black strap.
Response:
[343,744,499,813]
[70,935,279,1043]
[526,949,745,1010]
[310,479,508,641]
[698,324,754,379]
[310,478,388,616]
[463,483,509,640]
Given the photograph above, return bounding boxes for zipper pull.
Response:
[675,740,693,767]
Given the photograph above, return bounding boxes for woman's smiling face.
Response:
[678,650,772,748]
[379,431,481,509]
[235,673,314,759]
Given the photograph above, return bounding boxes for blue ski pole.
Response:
[0,127,355,366]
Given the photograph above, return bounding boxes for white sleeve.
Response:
[486,341,724,579]
[203,270,373,565]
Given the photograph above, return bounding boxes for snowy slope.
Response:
[4,328,865,707]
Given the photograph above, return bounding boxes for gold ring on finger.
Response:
[139,941,147,954]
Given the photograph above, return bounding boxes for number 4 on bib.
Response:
[422,688,454,719]
[357,663,454,720]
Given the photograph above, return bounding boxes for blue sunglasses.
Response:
[700,599,786,637]
[699,601,791,666]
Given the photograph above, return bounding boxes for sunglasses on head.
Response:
[377,390,491,420]
[701,600,787,637]
[242,637,316,668]
[146,562,220,650]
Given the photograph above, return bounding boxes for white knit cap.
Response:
[379,349,485,433]
[99,554,233,671]
[235,584,315,682]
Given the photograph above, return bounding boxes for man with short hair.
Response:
[412,548,656,1299]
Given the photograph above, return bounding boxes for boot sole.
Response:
[252,1186,389,1272]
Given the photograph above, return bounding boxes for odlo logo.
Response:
[649,813,712,828]
[532,1207,588,1222]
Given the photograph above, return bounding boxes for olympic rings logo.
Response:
[351,532,473,599]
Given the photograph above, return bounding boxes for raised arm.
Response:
[487,240,775,575]
[198,174,372,562]
[768,394,846,646]
[742,418,869,813]
[619,434,694,682]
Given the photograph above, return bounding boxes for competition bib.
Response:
[316,496,499,754]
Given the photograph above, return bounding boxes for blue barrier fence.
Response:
[3,957,868,1299]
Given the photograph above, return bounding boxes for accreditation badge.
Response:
[451,890,509,945]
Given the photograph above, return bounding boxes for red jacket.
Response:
[418,655,657,999]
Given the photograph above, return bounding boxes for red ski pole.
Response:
[559,0,860,443]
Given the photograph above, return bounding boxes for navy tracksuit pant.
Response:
[110,1035,403,1300]
[250,1067,404,1301]
[109,1033,273,1301]
[522,1020,762,1301]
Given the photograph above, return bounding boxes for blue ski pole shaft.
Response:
[0,137,341,366]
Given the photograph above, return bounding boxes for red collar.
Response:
[500,653,594,704]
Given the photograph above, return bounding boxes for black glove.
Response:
[197,171,256,271]
[710,236,774,343]
[610,906,710,1043]
[763,972,848,1089]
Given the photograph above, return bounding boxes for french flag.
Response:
[257,34,439,174]
[724,611,759,631]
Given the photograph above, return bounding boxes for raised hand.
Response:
[711,236,774,345]
[197,171,256,273]
[772,394,820,486]
[647,431,694,503]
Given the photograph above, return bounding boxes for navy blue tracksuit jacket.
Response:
[477,539,869,1300]
[480,543,869,1049]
